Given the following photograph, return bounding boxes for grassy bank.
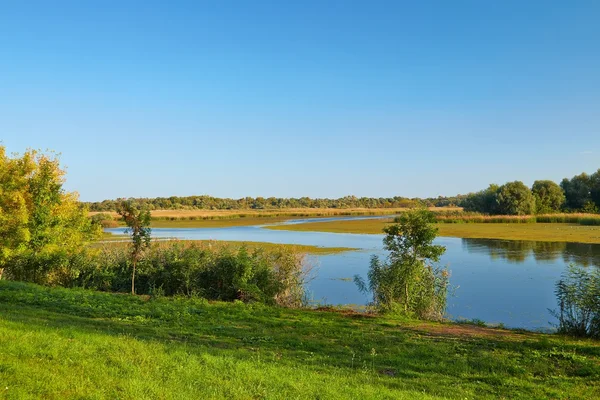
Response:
[91,207,461,228]
[267,219,600,244]
[1,281,599,399]
[94,238,357,255]
[435,212,600,226]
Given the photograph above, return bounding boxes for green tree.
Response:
[354,209,448,319]
[117,200,151,294]
[0,146,99,282]
[462,184,500,214]
[532,180,565,214]
[561,173,592,211]
[590,169,600,211]
[496,181,535,215]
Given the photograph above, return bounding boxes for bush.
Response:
[75,242,312,307]
[355,209,449,320]
[4,249,93,286]
[551,265,600,338]
[90,213,118,228]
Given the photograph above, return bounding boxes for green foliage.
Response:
[75,242,311,307]
[532,180,565,214]
[0,146,100,281]
[117,200,152,294]
[496,181,536,215]
[461,169,600,216]
[355,209,448,319]
[90,213,118,228]
[561,173,593,211]
[87,195,426,211]
[552,264,600,338]
[462,184,500,214]
[582,201,600,214]
[591,170,600,209]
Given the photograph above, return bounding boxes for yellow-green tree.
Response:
[0,146,100,282]
[117,200,151,294]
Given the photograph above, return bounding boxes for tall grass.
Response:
[4,241,313,308]
[434,212,600,226]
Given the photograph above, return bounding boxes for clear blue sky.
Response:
[1,1,599,201]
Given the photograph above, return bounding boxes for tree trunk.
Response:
[405,281,409,312]
[0,267,3,280]
[131,260,136,295]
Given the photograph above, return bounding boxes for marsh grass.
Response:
[435,212,600,225]
[268,220,600,243]
[94,238,356,255]
[1,281,599,399]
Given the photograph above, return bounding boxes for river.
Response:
[106,217,600,331]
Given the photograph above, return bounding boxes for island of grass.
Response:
[266,219,600,244]
[98,208,600,243]
[1,281,598,399]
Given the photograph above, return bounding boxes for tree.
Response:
[117,200,151,294]
[590,169,600,211]
[561,173,592,211]
[0,146,99,282]
[462,184,500,214]
[496,181,535,215]
[532,180,565,214]
[354,209,448,319]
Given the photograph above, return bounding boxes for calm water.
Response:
[106,220,600,331]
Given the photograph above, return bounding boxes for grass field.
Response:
[267,219,600,244]
[1,280,599,399]
[94,238,357,255]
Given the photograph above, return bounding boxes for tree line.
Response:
[85,171,600,216]
[462,170,600,215]
[86,195,432,211]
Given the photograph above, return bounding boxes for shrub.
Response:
[76,242,312,307]
[355,209,449,320]
[551,264,600,338]
[90,213,118,228]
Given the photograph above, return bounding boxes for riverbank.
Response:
[267,219,600,244]
[1,280,598,399]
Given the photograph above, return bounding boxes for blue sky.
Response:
[1,1,599,201]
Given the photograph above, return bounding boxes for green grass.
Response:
[93,238,356,255]
[1,281,599,399]
[267,220,600,243]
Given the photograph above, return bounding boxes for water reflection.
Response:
[462,238,600,267]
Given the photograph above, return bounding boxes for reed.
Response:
[435,212,600,226]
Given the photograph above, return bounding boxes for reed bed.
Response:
[435,213,600,226]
